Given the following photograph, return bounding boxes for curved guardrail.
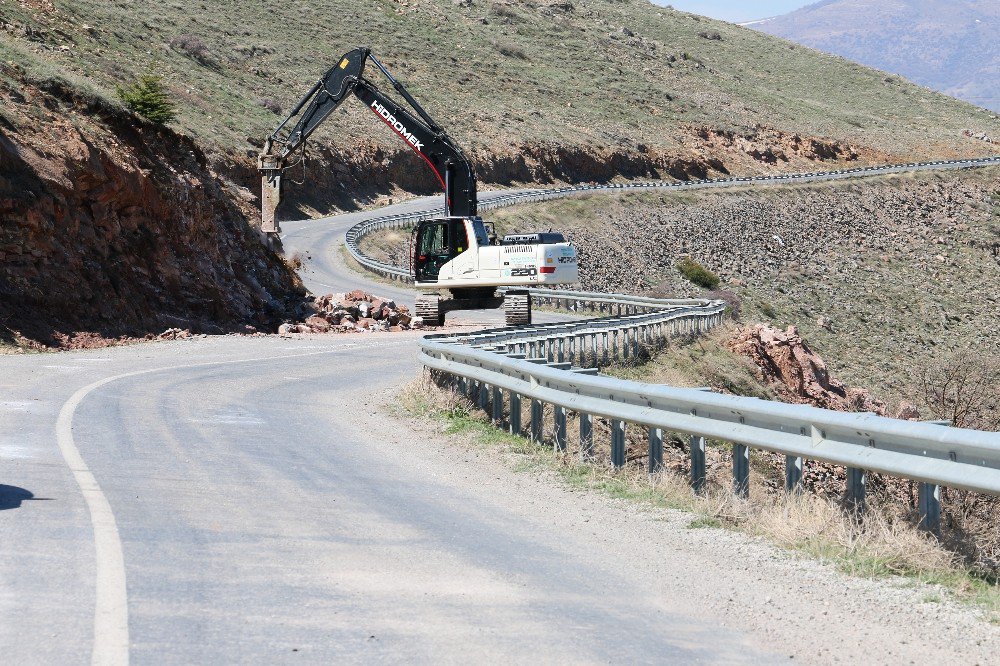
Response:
[343,155,1000,533]
[418,292,1000,533]
[345,155,1000,282]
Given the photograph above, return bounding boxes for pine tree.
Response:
[117,70,177,125]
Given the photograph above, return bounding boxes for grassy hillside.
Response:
[1,0,998,213]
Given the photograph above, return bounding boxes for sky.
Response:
[653,1,815,23]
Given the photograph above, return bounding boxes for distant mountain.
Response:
[753,0,1000,112]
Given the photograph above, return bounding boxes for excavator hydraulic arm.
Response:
[259,48,369,233]
[258,47,477,234]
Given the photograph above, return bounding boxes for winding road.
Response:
[2,173,998,664]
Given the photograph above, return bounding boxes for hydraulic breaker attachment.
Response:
[258,140,282,235]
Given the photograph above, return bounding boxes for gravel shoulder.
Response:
[387,389,999,664]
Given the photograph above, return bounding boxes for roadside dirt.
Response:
[385,388,999,664]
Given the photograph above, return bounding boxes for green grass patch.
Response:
[677,257,720,290]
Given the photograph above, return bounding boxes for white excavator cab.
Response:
[411,216,579,326]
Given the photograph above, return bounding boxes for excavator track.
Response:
[416,294,445,327]
[504,291,532,327]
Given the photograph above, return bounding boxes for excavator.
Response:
[258,47,579,326]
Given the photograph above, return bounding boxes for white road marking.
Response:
[57,376,133,666]
[53,341,413,664]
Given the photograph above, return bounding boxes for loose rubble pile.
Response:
[279,290,414,335]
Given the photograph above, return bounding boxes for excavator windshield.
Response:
[414,219,468,281]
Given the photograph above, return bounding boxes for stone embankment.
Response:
[487,169,1000,398]
[0,73,304,348]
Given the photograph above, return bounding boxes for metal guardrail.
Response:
[418,295,1000,533]
[344,155,1000,533]
[344,155,1000,282]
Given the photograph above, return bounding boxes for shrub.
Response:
[913,352,1000,430]
[707,289,741,320]
[170,34,212,64]
[677,257,720,289]
[758,301,777,319]
[495,41,529,60]
[698,30,723,41]
[117,71,177,125]
[254,97,282,115]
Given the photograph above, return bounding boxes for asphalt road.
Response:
[1,194,770,663]
[4,184,997,664]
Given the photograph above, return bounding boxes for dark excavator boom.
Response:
[258,48,477,233]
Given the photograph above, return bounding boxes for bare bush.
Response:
[707,289,741,320]
[254,97,282,115]
[169,34,213,64]
[494,41,529,60]
[913,352,1000,430]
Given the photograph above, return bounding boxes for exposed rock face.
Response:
[0,74,305,347]
[226,123,871,220]
[727,324,886,414]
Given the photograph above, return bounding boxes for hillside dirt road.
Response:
[2,193,997,663]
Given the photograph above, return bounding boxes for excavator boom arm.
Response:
[259,47,477,233]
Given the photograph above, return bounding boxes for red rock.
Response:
[727,324,886,414]
[305,315,331,332]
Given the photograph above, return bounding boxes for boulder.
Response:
[727,324,886,414]
[305,315,331,332]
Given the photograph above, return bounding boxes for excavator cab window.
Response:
[414,219,468,281]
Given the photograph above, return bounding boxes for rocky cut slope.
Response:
[0,65,305,348]
[1,0,998,219]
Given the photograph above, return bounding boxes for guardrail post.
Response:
[580,413,593,460]
[531,399,544,443]
[602,332,609,365]
[785,455,803,493]
[690,433,707,493]
[732,443,750,498]
[509,392,522,435]
[845,468,866,513]
[477,382,489,411]
[648,427,663,474]
[611,420,626,468]
[554,406,567,452]
[458,376,468,398]
[491,386,503,424]
[918,483,942,536]
[557,337,565,364]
